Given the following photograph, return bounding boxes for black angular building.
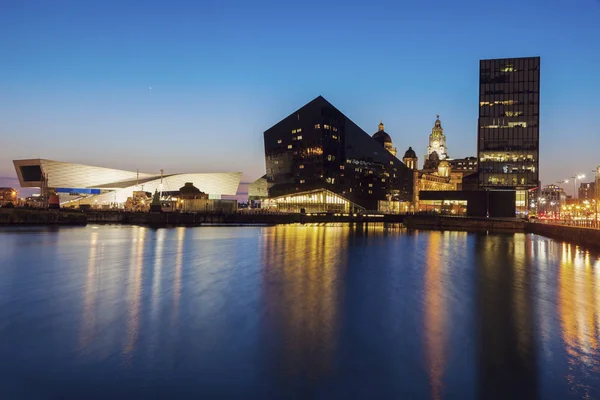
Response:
[263,96,413,212]
[477,57,540,214]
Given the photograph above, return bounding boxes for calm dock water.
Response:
[0,224,599,399]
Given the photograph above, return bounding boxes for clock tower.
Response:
[424,115,448,169]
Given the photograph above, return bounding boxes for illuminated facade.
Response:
[402,147,418,171]
[578,182,595,201]
[13,159,241,207]
[263,96,413,211]
[447,156,477,172]
[0,187,17,206]
[265,189,361,213]
[424,115,448,170]
[477,57,540,214]
[596,166,600,201]
[540,184,566,216]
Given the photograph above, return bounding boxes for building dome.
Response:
[372,130,393,144]
[403,147,417,159]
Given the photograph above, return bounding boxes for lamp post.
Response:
[572,174,585,200]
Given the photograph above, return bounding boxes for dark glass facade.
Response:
[477,57,540,191]
[263,96,413,210]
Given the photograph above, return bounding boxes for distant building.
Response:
[372,122,397,157]
[0,187,17,207]
[248,175,269,207]
[262,96,413,212]
[477,56,540,215]
[596,166,600,200]
[423,115,448,170]
[578,182,595,201]
[13,159,241,208]
[401,146,456,210]
[540,184,567,216]
[402,147,418,171]
[447,157,477,172]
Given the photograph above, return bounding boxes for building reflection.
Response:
[558,243,600,397]
[475,233,538,399]
[79,230,99,352]
[171,227,185,328]
[260,225,348,380]
[123,227,146,356]
[423,231,448,400]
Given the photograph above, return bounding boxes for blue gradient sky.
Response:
[1,0,599,196]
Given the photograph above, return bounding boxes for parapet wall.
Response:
[403,216,526,232]
[527,223,600,251]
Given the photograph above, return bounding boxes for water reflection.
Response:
[79,230,98,352]
[558,243,600,397]
[3,225,600,398]
[171,227,185,329]
[124,227,145,356]
[423,231,448,400]
[475,233,538,399]
[260,225,348,380]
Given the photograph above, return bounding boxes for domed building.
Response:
[372,121,397,157]
[402,147,418,170]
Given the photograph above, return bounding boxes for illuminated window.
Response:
[500,65,515,72]
[381,178,386,182]
[504,111,524,117]
[332,135,338,139]
[299,179,305,184]
[340,165,344,170]
[368,183,373,187]
[368,190,373,194]
[508,122,527,128]
[277,139,282,144]
[314,124,320,129]
[296,128,301,133]
[299,165,304,169]
[324,125,330,130]
[297,135,302,140]
[292,129,297,134]
[333,127,337,132]
[274,160,279,164]
[288,144,293,149]
[368,170,373,174]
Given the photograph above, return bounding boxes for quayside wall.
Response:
[403,216,527,232]
[0,209,86,226]
[527,223,600,252]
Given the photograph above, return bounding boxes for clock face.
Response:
[432,141,439,147]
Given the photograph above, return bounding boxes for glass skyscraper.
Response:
[477,56,540,214]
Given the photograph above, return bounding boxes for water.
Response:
[0,224,599,399]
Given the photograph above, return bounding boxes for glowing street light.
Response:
[572,174,586,199]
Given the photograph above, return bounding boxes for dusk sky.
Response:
[1,0,599,196]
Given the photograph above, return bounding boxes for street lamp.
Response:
[572,174,585,200]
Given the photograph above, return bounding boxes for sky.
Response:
[1,0,599,197]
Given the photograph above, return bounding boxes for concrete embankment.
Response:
[0,208,86,226]
[403,215,526,232]
[527,223,600,251]
[86,212,305,226]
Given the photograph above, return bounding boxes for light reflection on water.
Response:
[0,224,599,398]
